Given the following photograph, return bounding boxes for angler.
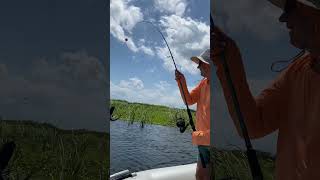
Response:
[211,0,320,179]
[175,49,211,180]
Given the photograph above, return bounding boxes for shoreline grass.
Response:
[111,99,196,128]
[211,147,275,180]
[0,120,109,180]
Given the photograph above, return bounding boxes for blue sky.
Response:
[110,0,210,109]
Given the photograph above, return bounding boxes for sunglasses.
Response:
[197,61,203,68]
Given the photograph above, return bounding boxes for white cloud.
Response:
[154,0,188,16]
[111,79,198,109]
[214,0,286,41]
[119,77,144,90]
[156,15,209,75]
[154,80,171,91]
[110,0,143,33]
[0,50,108,132]
[110,0,155,56]
[110,1,209,75]
[59,50,106,81]
[139,45,154,56]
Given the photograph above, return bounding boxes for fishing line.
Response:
[270,50,306,72]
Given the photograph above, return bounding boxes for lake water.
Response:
[110,120,198,174]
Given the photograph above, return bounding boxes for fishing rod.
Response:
[210,14,263,180]
[126,21,194,130]
[124,20,206,168]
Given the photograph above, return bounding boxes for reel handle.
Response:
[176,118,189,133]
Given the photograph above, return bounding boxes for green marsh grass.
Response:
[0,120,109,180]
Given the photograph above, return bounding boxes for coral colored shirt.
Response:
[177,77,210,146]
[215,52,320,180]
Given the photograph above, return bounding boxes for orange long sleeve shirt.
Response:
[177,77,210,146]
[215,51,320,179]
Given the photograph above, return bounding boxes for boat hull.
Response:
[113,163,197,180]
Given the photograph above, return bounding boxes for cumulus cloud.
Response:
[111,78,197,109]
[154,0,188,16]
[0,50,108,132]
[29,50,106,88]
[110,0,155,56]
[119,77,144,90]
[110,0,143,34]
[154,80,171,91]
[110,0,209,75]
[214,0,286,41]
[60,50,106,81]
[156,15,209,74]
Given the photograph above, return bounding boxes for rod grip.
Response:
[246,148,263,180]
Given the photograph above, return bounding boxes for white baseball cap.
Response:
[267,0,320,10]
[191,49,210,65]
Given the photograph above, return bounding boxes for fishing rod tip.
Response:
[125,38,128,42]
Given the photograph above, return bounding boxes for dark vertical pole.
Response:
[210,14,263,180]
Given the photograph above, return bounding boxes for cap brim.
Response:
[267,0,286,9]
[191,56,209,65]
[267,0,320,10]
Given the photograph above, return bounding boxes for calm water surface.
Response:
[110,120,198,174]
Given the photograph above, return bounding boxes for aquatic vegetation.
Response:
[0,120,109,180]
[110,99,195,128]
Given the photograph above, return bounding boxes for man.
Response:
[175,49,211,180]
[211,0,320,179]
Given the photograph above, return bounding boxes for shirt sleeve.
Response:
[188,80,202,105]
[215,48,293,139]
[176,78,203,105]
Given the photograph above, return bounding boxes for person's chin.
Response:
[289,32,307,49]
[290,37,304,49]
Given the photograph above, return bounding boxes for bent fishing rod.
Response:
[124,20,206,168]
[210,14,263,180]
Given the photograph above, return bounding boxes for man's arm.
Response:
[175,70,201,105]
[212,27,290,138]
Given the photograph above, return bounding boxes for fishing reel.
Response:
[110,106,119,121]
[176,117,189,133]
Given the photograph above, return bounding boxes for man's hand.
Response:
[210,25,242,68]
[175,70,185,82]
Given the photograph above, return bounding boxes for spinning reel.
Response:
[176,117,190,133]
[175,112,189,133]
[110,106,119,121]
